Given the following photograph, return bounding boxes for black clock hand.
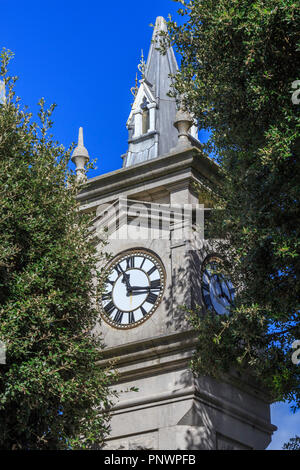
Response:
[127,287,149,297]
[129,286,150,291]
[129,286,160,292]
[121,272,131,288]
[122,272,132,294]
[219,279,231,304]
[127,291,149,297]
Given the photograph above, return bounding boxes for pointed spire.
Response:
[78,127,84,147]
[123,16,180,167]
[71,127,90,182]
[145,16,178,86]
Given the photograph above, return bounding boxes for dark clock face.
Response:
[201,257,235,315]
[100,250,165,329]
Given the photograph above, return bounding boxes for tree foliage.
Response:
[283,435,300,450]
[165,0,300,407]
[0,49,115,450]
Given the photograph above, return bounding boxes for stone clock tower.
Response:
[73,17,276,450]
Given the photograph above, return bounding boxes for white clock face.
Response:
[201,257,235,315]
[100,250,165,329]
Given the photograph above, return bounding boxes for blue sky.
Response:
[1,0,185,177]
[1,0,299,449]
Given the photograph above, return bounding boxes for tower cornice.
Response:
[77,147,221,211]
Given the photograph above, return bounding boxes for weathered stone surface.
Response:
[75,16,276,451]
[78,143,275,450]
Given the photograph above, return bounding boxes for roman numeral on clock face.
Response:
[104,301,115,315]
[115,264,123,276]
[102,291,112,301]
[140,306,148,317]
[126,257,135,269]
[202,281,209,292]
[128,312,135,324]
[150,279,161,290]
[114,311,124,324]
[146,292,158,305]
[147,266,157,276]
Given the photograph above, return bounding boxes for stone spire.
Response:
[123,17,180,167]
[144,16,178,101]
[71,127,90,182]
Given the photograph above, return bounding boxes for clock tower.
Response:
[74,17,276,450]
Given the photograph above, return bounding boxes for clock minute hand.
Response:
[129,286,150,291]
[129,286,161,293]
[128,291,149,297]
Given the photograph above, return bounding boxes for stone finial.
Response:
[0,80,6,105]
[173,109,194,149]
[138,50,146,80]
[71,127,90,182]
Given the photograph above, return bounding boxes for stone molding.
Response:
[78,147,221,210]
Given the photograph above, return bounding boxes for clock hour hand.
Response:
[121,272,132,292]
